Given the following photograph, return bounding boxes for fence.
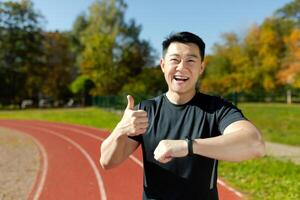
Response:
[92,95,151,109]
[224,90,300,104]
[92,90,300,109]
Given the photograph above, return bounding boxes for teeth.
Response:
[174,75,189,81]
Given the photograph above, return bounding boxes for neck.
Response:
[166,90,196,105]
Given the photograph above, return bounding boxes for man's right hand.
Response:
[117,95,148,136]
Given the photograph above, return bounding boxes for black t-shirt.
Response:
[130,92,246,200]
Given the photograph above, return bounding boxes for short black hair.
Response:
[162,31,205,61]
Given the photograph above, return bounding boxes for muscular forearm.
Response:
[154,121,265,163]
[100,95,147,169]
[100,124,132,169]
[193,129,265,162]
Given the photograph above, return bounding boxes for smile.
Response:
[173,75,189,82]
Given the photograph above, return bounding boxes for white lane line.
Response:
[34,121,243,198]
[217,179,243,198]
[34,122,144,167]
[16,124,107,200]
[128,155,143,168]
[0,126,48,200]
[26,132,49,200]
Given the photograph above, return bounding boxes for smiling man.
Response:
[100,31,265,200]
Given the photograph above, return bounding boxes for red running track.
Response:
[0,120,243,200]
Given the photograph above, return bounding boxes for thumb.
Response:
[126,95,135,110]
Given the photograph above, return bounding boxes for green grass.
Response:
[0,107,121,131]
[0,103,299,146]
[219,157,300,200]
[1,103,299,145]
[238,103,300,146]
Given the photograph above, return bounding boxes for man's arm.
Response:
[154,120,265,163]
[193,120,265,161]
[100,95,148,169]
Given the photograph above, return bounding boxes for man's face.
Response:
[160,42,205,96]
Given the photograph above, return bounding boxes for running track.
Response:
[0,120,243,200]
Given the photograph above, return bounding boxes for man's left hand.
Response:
[154,139,188,163]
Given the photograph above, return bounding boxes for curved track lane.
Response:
[0,120,242,200]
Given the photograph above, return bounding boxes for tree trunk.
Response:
[287,89,292,104]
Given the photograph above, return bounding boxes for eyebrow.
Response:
[168,53,199,58]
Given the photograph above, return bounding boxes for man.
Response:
[100,31,265,200]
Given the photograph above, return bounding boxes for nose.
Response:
[176,60,186,71]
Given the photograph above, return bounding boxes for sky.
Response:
[15,0,292,56]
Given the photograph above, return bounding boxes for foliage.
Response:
[40,31,76,99]
[70,75,91,94]
[120,66,167,97]
[277,28,300,88]
[275,0,300,26]
[72,0,155,96]
[0,1,88,105]
[69,75,95,105]
[201,33,251,95]
[201,0,300,97]
[202,17,289,96]
[69,14,88,59]
[3,0,300,105]
[0,0,44,104]
[243,18,287,93]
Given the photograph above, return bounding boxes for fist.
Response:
[154,139,188,163]
[118,95,148,136]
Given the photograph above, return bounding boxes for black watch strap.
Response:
[186,138,194,156]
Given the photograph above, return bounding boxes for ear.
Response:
[160,58,165,73]
[199,61,206,76]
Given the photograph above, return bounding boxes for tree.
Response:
[0,0,44,104]
[120,66,167,97]
[275,0,300,26]
[40,31,76,100]
[202,0,300,102]
[202,17,287,100]
[278,28,300,88]
[201,33,251,95]
[69,13,88,63]
[256,19,286,92]
[74,0,154,96]
[276,28,300,103]
[69,75,94,105]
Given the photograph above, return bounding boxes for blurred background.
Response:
[1,0,300,109]
[0,0,299,199]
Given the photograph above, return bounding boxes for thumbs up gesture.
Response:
[118,95,148,136]
[126,95,135,110]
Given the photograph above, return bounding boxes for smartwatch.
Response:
[185,137,194,156]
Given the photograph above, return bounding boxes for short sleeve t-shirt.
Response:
[130,92,246,200]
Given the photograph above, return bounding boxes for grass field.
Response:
[219,158,300,200]
[0,104,299,199]
[238,103,300,146]
[0,107,121,131]
[1,103,299,146]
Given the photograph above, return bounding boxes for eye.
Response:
[170,58,180,63]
